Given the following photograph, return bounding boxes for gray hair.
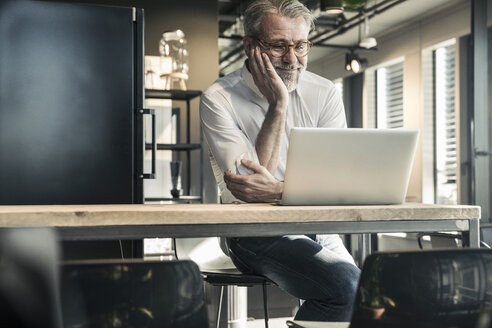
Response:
[243,0,315,37]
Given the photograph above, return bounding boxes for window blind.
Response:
[376,61,404,128]
[434,44,457,204]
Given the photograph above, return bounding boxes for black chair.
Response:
[350,249,492,328]
[477,308,492,328]
[61,259,208,328]
[173,238,273,328]
[417,232,491,249]
[203,269,274,328]
[0,228,63,328]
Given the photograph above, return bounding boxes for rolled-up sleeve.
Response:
[200,91,259,176]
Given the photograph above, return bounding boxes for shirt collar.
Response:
[241,61,264,99]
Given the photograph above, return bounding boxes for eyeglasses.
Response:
[256,39,312,58]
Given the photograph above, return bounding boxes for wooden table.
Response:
[1,203,479,324]
[0,203,481,248]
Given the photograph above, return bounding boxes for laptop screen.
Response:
[350,250,492,328]
[282,128,418,206]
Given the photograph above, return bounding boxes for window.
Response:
[376,61,404,128]
[364,59,406,243]
[364,59,404,129]
[422,39,457,205]
[435,44,457,204]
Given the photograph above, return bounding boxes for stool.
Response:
[203,269,273,328]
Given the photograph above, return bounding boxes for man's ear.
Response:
[243,37,254,55]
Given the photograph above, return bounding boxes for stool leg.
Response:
[216,286,224,328]
[262,282,269,328]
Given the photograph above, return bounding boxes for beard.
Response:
[274,64,304,92]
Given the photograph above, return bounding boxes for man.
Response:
[200,0,360,321]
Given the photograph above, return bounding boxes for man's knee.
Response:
[331,263,360,305]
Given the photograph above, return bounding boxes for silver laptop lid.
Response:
[281,128,419,206]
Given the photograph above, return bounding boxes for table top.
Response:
[0,203,481,228]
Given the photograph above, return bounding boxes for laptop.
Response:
[287,249,492,328]
[281,128,419,206]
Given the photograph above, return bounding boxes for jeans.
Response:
[227,235,360,321]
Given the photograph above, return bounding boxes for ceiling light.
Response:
[359,37,377,49]
[345,53,353,71]
[350,57,362,73]
[350,57,367,73]
[320,0,344,15]
[345,52,367,74]
[359,14,377,49]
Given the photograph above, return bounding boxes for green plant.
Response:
[343,0,369,12]
[360,255,396,309]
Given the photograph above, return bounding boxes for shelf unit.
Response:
[145,89,203,203]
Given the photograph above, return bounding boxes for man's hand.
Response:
[224,159,283,203]
[248,46,289,108]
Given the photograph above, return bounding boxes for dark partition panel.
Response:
[0,1,138,204]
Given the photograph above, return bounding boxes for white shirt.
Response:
[200,63,347,203]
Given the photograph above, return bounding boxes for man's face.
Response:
[257,13,310,92]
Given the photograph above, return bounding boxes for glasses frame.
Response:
[256,39,312,58]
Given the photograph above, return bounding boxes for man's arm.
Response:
[200,85,280,203]
[246,43,289,174]
[200,42,289,203]
[224,159,283,202]
[211,42,289,203]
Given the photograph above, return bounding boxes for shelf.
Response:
[145,89,202,101]
[144,88,203,203]
[145,143,201,151]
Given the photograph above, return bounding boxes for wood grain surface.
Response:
[0,203,481,228]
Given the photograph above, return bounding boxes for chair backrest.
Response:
[61,260,208,328]
[0,228,63,328]
[174,237,237,271]
[417,232,461,249]
[350,249,492,328]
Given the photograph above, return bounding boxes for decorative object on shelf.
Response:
[145,56,168,90]
[159,29,189,90]
[170,160,182,198]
